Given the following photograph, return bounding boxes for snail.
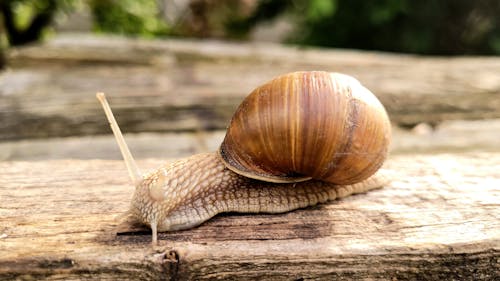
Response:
[96,71,391,244]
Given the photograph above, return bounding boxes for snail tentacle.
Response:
[96,93,143,186]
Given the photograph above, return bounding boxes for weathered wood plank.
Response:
[0,153,498,280]
[1,119,500,161]
[1,34,499,140]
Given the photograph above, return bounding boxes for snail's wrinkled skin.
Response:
[131,153,387,241]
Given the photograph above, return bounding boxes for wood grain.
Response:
[1,34,499,140]
[2,118,500,161]
[0,153,498,280]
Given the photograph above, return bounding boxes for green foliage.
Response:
[306,0,337,22]
[11,1,37,29]
[1,0,498,55]
[233,0,500,55]
[0,0,80,46]
[90,0,169,37]
[0,0,170,47]
[0,0,77,46]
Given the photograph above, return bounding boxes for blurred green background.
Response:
[1,0,499,56]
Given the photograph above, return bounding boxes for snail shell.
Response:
[220,71,391,185]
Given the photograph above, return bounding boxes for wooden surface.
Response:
[1,34,499,280]
[2,119,500,161]
[0,153,499,280]
[1,34,500,140]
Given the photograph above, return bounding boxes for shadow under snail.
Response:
[96,71,392,244]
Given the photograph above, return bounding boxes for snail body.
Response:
[132,153,386,235]
[97,71,391,244]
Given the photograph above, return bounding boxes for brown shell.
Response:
[219,71,391,185]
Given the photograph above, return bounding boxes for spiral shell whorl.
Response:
[219,71,391,185]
